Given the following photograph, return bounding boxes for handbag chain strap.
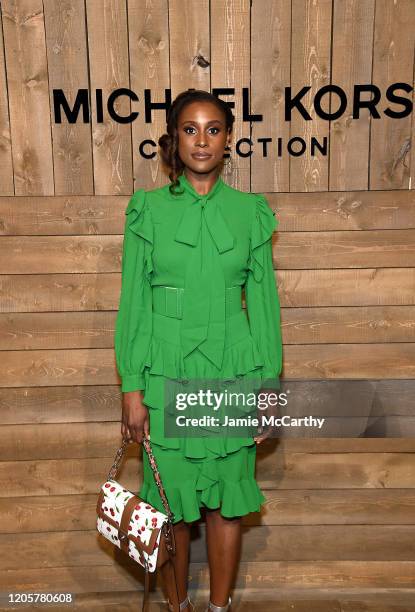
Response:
[107,436,175,525]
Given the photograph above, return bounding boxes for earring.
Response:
[223,143,232,169]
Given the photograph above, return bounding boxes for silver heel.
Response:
[206,595,232,612]
[167,594,195,611]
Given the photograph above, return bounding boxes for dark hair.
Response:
[158,89,235,195]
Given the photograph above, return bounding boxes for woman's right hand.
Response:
[121,391,150,444]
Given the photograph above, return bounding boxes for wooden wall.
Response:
[1,0,415,609]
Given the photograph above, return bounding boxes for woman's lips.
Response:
[191,153,212,159]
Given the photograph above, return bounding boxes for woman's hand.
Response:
[253,388,277,445]
[121,390,150,444]
[253,427,272,445]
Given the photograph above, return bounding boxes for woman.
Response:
[115,89,283,612]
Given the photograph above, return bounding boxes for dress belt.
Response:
[152,285,242,320]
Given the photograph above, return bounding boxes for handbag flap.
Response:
[96,484,167,555]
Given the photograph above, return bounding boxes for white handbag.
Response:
[96,437,179,611]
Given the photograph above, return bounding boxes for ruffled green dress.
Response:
[115,172,282,523]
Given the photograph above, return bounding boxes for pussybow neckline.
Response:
[174,173,234,254]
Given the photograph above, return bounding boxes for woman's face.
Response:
[176,101,231,175]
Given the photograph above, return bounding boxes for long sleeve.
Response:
[245,194,282,388]
[114,189,154,392]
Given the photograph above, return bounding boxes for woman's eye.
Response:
[183,127,220,135]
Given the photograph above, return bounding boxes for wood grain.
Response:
[1,0,54,195]
[290,0,332,192]
[128,0,170,190]
[43,0,94,195]
[370,0,415,190]
[330,0,375,191]
[0,7,14,195]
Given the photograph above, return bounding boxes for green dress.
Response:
[115,172,282,523]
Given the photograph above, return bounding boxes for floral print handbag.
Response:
[96,436,180,612]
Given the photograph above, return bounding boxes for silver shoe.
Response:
[206,595,232,612]
[167,594,195,611]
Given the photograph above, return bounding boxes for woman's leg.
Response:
[161,519,193,611]
[205,509,242,606]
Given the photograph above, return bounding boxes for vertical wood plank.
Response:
[251,0,291,193]
[290,0,332,192]
[211,0,251,190]
[2,0,54,195]
[330,0,375,191]
[370,0,415,190]
[128,0,170,189]
[0,6,14,195]
[169,0,210,96]
[43,0,94,195]
[86,0,132,195]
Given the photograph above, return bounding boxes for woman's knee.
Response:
[205,508,242,524]
[173,518,194,530]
